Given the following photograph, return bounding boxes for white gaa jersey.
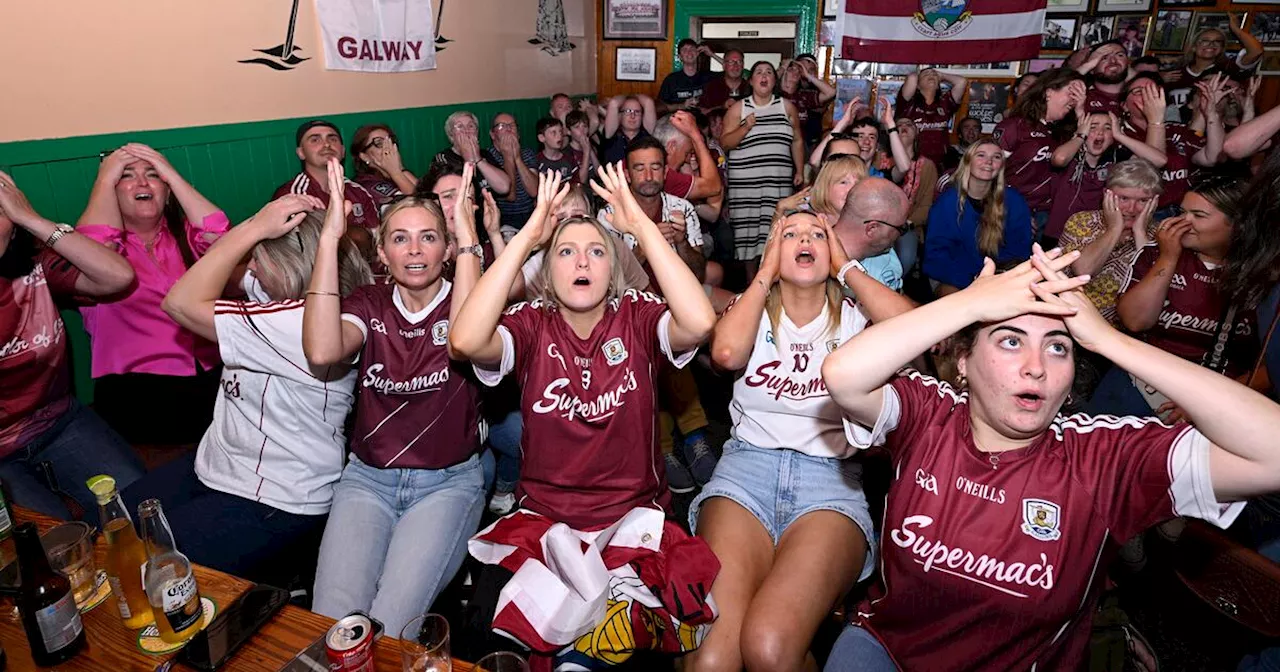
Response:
[197,300,357,515]
[730,298,868,458]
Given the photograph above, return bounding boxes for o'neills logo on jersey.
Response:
[533,369,639,422]
[744,361,826,401]
[363,362,449,394]
[890,515,1056,598]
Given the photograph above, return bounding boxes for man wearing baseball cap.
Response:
[271,120,381,240]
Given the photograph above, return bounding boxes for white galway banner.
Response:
[315,0,437,72]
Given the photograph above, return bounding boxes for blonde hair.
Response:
[954,141,1008,257]
[377,197,450,249]
[252,213,372,300]
[444,111,479,143]
[554,184,592,222]
[1184,28,1225,66]
[763,212,843,337]
[811,155,869,216]
[535,217,629,304]
[1106,158,1164,195]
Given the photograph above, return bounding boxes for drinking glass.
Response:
[41,522,96,608]
[400,613,450,672]
[473,651,530,672]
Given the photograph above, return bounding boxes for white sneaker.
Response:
[489,490,516,515]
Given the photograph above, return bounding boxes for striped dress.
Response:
[728,95,795,261]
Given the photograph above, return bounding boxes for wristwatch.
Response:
[837,258,867,293]
[45,223,74,248]
[457,244,484,258]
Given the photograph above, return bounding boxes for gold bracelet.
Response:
[305,290,340,297]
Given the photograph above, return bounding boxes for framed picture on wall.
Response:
[824,0,840,18]
[1097,0,1151,12]
[1028,57,1066,72]
[1042,17,1078,52]
[1048,0,1089,14]
[1150,10,1192,51]
[832,59,873,76]
[1156,0,1214,7]
[875,63,918,77]
[875,79,905,109]
[834,77,873,123]
[1191,12,1246,50]
[1113,14,1152,57]
[1252,13,1280,46]
[936,62,1022,77]
[615,47,657,81]
[604,0,666,40]
[1259,48,1280,75]
[1077,16,1116,50]
[967,82,1012,134]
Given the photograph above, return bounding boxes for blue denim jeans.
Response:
[312,453,485,636]
[480,411,522,493]
[0,399,145,526]
[824,625,898,671]
[121,452,326,584]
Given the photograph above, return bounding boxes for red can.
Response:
[326,614,375,672]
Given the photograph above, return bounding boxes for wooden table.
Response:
[0,508,475,671]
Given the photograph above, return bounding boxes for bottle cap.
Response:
[86,475,117,504]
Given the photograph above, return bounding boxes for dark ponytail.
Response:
[163,196,197,269]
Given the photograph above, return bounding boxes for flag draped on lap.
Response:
[835,0,1047,65]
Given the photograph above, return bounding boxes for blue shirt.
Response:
[861,249,903,291]
[922,185,1033,290]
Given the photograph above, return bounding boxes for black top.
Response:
[658,70,713,106]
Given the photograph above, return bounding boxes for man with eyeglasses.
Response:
[486,113,538,234]
[271,120,380,241]
[657,38,713,115]
[700,48,748,112]
[601,94,657,166]
[831,177,914,292]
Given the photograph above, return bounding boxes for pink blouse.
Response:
[79,213,229,378]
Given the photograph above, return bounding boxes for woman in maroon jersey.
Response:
[882,103,939,273]
[820,244,1280,671]
[451,165,719,668]
[896,67,967,167]
[1165,19,1262,93]
[992,68,1087,234]
[1090,176,1256,422]
[303,160,487,637]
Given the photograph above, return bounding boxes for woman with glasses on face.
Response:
[923,141,1033,296]
[432,111,512,197]
[351,124,419,209]
[1166,18,1262,94]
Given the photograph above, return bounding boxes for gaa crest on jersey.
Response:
[352,202,364,218]
[1020,498,1062,542]
[602,337,628,366]
[826,339,839,354]
[432,320,449,345]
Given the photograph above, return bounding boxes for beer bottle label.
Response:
[161,574,201,633]
[107,575,131,618]
[35,592,83,652]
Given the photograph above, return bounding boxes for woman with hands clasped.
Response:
[821,245,1280,671]
[77,143,230,444]
[305,159,487,637]
[685,209,911,672]
[0,171,142,524]
[452,165,720,668]
[138,190,372,581]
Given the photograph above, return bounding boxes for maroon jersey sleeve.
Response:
[1122,245,1158,294]
[621,289,686,365]
[34,248,83,299]
[472,300,546,386]
[1064,418,1244,543]
[842,369,958,455]
[338,285,377,341]
[992,117,1023,153]
[663,170,694,200]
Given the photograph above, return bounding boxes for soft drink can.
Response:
[325,614,375,671]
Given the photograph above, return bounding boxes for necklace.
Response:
[989,453,1000,471]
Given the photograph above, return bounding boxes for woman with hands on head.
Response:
[809,97,870,169]
[0,172,142,523]
[77,143,230,444]
[451,165,720,668]
[304,159,488,637]
[139,189,372,581]
[821,243,1280,671]
[686,208,912,672]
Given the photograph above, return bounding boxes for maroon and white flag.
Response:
[835,0,1047,65]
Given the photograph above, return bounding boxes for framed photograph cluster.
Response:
[603,0,666,40]
[1048,0,1152,13]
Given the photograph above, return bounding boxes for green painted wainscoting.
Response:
[0,96,553,403]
